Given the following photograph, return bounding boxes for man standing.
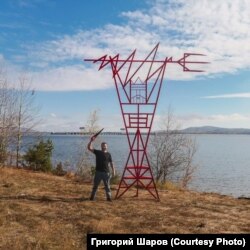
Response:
[87,136,115,201]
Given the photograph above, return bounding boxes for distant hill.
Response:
[179,126,250,134]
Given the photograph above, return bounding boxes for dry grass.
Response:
[0,167,249,249]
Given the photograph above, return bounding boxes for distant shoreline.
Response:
[49,126,250,135]
[49,132,250,136]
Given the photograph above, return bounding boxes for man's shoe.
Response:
[107,198,112,202]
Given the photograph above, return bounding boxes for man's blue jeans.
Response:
[90,171,111,200]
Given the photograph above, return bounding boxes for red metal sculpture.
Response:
[85,43,207,200]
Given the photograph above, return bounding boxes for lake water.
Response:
[24,134,250,198]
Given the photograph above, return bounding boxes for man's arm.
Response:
[87,136,95,153]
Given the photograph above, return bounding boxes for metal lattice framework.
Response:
[85,43,207,200]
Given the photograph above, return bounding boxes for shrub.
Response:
[149,107,197,188]
[52,162,67,176]
[23,139,53,172]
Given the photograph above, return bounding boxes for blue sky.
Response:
[1,0,250,131]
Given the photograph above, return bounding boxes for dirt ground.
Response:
[0,167,249,249]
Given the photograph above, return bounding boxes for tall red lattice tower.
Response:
[85,43,207,200]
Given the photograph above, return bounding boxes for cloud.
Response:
[50,113,57,117]
[202,93,250,99]
[37,111,250,132]
[38,113,84,132]
[32,65,113,91]
[0,54,4,63]
[17,0,46,8]
[12,0,250,91]
[177,113,250,128]
[122,0,250,73]
[37,112,123,132]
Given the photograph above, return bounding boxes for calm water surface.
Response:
[25,134,250,198]
[191,134,250,198]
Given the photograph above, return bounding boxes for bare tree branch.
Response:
[149,107,197,188]
[0,67,40,167]
[76,109,100,180]
[13,73,41,167]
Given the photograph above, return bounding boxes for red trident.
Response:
[85,43,208,200]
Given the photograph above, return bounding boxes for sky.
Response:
[0,0,250,132]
